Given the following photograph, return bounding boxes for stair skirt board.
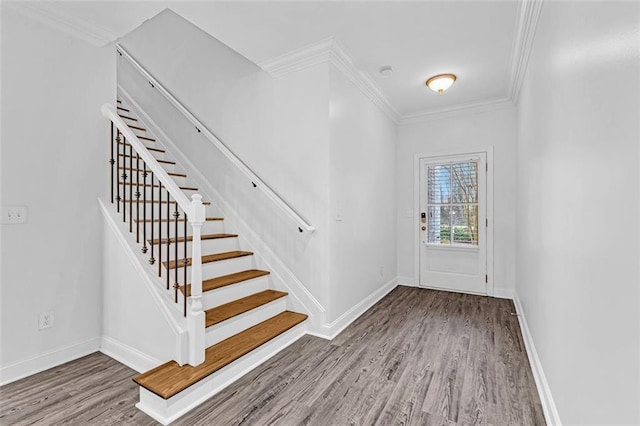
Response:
[136,322,307,425]
[206,297,288,347]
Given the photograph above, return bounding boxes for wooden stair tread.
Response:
[118,114,138,121]
[118,154,175,165]
[136,217,223,223]
[119,142,164,153]
[163,250,253,270]
[184,269,270,296]
[119,182,197,191]
[128,124,147,131]
[119,199,211,206]
[133,311,307,399]
[118,166,186,177]
[205,290,287,327]
[150,233,237,245]
[138,136,156,142]
[116,106,129,112]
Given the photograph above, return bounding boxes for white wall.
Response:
[117,11,333,317]
[101,205,181,370]
[396,106,517,295]
[0,6,114,382]
[328,64,397,323]
[516,2,640,424]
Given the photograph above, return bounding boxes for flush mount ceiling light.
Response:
[426,73,457,94]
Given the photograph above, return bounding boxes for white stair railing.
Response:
[103,104,206,367]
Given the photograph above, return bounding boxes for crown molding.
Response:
[399,97,514,125]
[4,1,119,47]
[507,0,544,104]
[259,37,400,124]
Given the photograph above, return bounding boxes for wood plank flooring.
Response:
[0,287,545,425]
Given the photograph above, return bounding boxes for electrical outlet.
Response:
[1,206,28,224]
[39,311,54,330]
[335,207,344,222]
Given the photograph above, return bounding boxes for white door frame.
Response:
[413,146,495,296]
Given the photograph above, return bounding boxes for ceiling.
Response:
[16,1,522,117]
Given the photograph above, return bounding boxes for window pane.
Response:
[427,164,450,204]
[427,206,451,244]
[451,162,478,204]
[451,205,478,245]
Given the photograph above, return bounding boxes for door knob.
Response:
[421,226,426,231]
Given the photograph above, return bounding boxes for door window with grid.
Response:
[426,160,479,246]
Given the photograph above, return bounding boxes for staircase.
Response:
[104,99,308,424]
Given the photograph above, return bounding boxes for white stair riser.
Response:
[147,237,240,260]
[137,220,226,237]
[201,255,255,278]
[121,186,200,201]
[136,322,307,425]
[156,255,254,280]
[200,276,269,311]
[205,297,287,347]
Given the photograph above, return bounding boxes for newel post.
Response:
[187,194,206,366]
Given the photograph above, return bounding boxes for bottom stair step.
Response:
[133,311,308,399]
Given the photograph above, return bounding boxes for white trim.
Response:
[493,288,516,299]
[312,278,398,340]
[397,275,417,287]
[0,337,101,386]
[400,97,513,125]
[260,37,400,123]
[507,0,544,104]
[513,296,562,426]
[413,147,495,296]
[100,336,162,374]
[116,44,314,233]
[4,1,119,47]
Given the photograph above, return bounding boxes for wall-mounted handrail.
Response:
[116,43,315,233]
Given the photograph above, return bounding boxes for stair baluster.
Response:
[116,129,121,213]
[158,181,163,276]
[183,212,188,317]
[174,201,179,303]
[149,172,155,265]
[136,154,140,243]
[166,188,170,290]
[121,135,126,222]
[110,122,115,204]
[129,143,133,233]
[142,162,148,254]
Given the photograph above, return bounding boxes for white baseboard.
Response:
[513,296,562,426]
[309,278,398,340]
[493,287,515,299]
[100,336,162,374]
[397,276,417,287]
[0,337,101,386]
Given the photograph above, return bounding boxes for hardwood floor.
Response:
[0,287,545,425]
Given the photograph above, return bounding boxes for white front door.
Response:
[419,152,487,294]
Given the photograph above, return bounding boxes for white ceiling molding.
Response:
[260,37,400,124]
[507,0,544,104]
[328,39,401,123]
[5,1,119,47]
[399,97,514,125]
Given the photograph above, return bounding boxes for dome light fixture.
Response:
[426,73,457,94]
